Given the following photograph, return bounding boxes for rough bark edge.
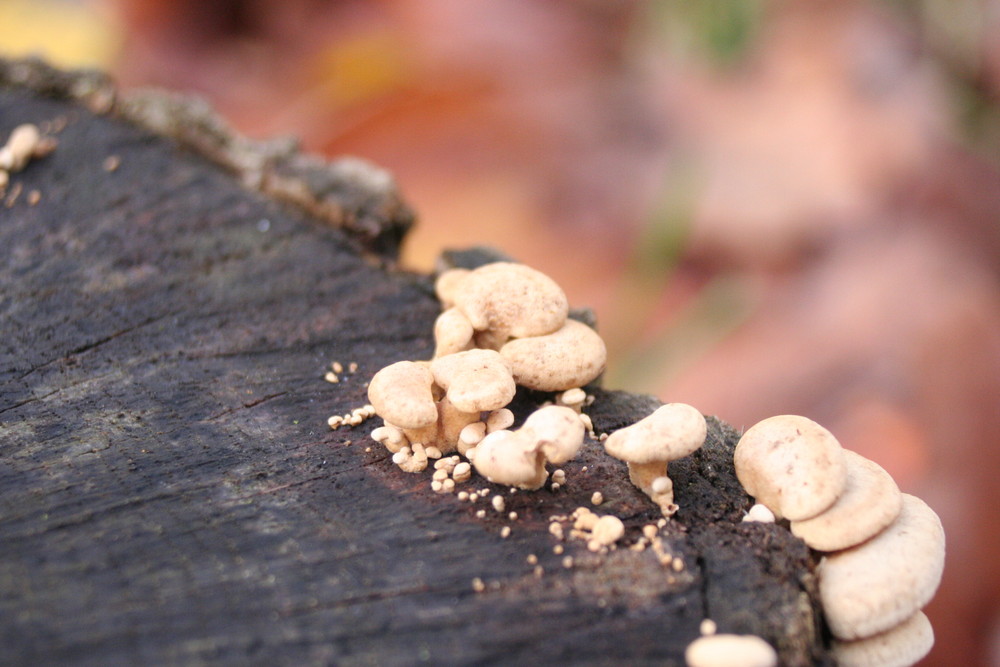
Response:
[0,56,414,258]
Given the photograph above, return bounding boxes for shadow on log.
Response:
[0,59,832,666]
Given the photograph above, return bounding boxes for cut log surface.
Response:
[0,60,831,666]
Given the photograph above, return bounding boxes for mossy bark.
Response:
[0,59,831,666]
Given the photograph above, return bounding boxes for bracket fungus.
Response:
[831,610,934,667]
[817,493,945,641]
[733,415,847,521]
[603,403,706,516]
[472,405,585,490]
[789,449,902,551]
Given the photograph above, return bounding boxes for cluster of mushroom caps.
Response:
[366,262,608,486]
[736,415,945,667]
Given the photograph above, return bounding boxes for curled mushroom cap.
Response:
[790,450,902,551]
[434,268,470,308]
[367,361,437,430]
[472,429,547,490]
[831,611,934,667]
[500,319,607,392]
[684,634,777,667]
[734,415,847,521]
[433,307,475,357]
[519,405,585,465]
[818,494,945,640]
[430,349,516,413]
[452,262,569,341]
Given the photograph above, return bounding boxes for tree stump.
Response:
[0,59,832,666]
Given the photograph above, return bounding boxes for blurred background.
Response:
[3,0,998,663]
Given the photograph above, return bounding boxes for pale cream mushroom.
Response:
[684,634,777,667]
[472,405,585,490]
[433,307,475,357]
[500,319,607,392]
[734,415,848,521]
[789,449,902,551]
[832,610,933,667]
[367,361,438,431]
[818,494,945,641]
[431,349,517,448]
[603,403,706,516]
[445,262,569,349]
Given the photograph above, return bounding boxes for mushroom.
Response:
[818,493,945,641]
[430,349,517,448]
[445,262,569,349]
[789,449,902,551]
[733,415,848,521]
[433,307,475,357]
[684,634,778,667]
[603,403,706,516]
[367,361,438,432]
[472,405,585,490]
[831,610,934,667]
[500,319,607,392]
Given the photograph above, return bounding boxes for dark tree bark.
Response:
[0,59,831,666]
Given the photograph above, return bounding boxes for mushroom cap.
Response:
[604,403,706,465]
[818,494,945,640]
[471,429,547,490]
[433,307,474,358]
[734,415,847,521]
[684,634,778,667]
[500,319,607,392]
[519,405,585,465]
[452,262,569,340]
[831,611,934,667]
[367,361,438,430]
[434,268,470,308]
[790,450,902,551]
[430,349,516,413]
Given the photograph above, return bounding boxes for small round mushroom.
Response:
[603,403,706,516]
[734,415,848,521]
[818,494,945,640]
[450,262,569,345]
[472,430,548,490]
[430,349,516,413]
[789,449,902,551]
[433,307,475,357]
[367,361,437,430]
[684,633,777,667]
[472,405,586,490]
[500,319,607,392]
[831,610,933,667]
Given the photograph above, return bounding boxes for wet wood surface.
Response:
[0,61,831,666]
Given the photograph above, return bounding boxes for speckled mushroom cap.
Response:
[684,634,778,667]
[500,319,607,392]
[790,449,902,551]
[818,494,945,640]
[434,268,470,308]
[734,415,847,521]
[433,307,475,358]
[519,405,585,465]
[448,262,569,341]
[367,360,438,430]
[430,349,516,413]
[471,429,547,490]
[604,403,706,465]
[831,611,934,667]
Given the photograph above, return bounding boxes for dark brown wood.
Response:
[0,59,831,666]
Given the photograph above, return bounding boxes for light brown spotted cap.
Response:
[366,360,437,430]
[831,610,934,667]
[499,319,607,392]
[819,494,945,640]
[790,449,903,551]
[734,415,847,521]
[430,349,515,413]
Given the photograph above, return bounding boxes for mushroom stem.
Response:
[627,462,677,516]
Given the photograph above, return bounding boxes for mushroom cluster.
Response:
[602,403,707,516]
[367,262,606,474]
[734,415,945,666]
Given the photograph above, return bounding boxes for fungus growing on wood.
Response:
[499,319,607,392]
[789,449,902,551]
[472,405,585,490]
[831,610,934,667]
[603,403,706,516]
[734,415,847,521]
[818,493,945,641]
[684,633,778,667]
